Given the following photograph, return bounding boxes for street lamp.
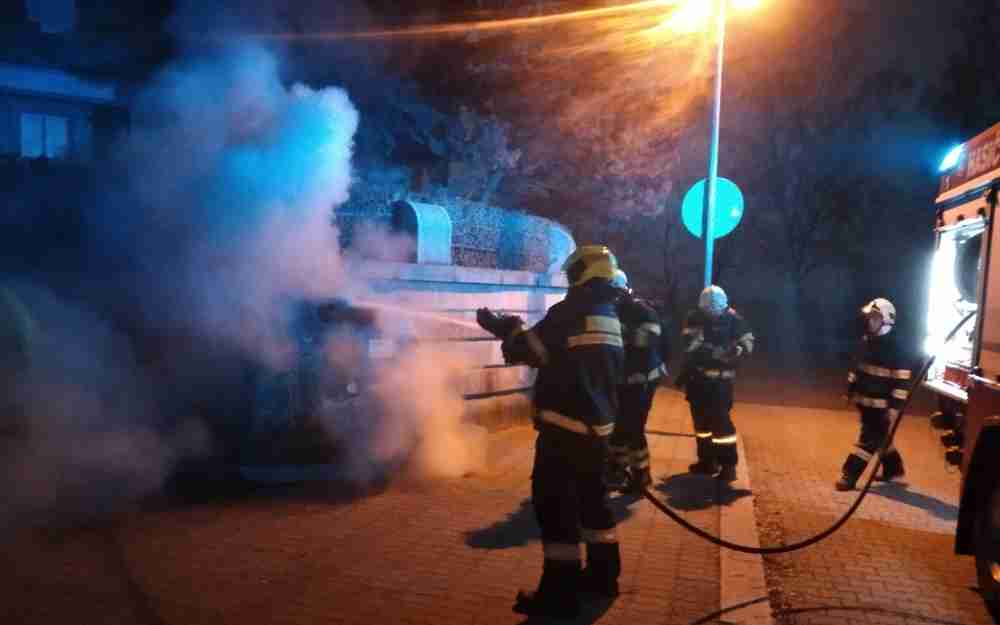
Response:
[695,0,760,287]
[702,0,726,288]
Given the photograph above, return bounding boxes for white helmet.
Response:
[611,270,629,292]
[861,297,896,336]
[698,285,728,317]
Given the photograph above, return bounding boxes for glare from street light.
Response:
[659,0,713,34]
[655,0,762,36]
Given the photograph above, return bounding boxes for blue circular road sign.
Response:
[681,177,744,240]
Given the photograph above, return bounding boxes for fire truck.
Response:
[925,120,1000,610]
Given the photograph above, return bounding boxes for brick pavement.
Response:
[734,384,994,625]
[0,391,730,625]
[10,382,980,625]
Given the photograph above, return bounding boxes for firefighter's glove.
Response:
[722,344,743,362]
[845,381,856,405]
[476,307,523,340]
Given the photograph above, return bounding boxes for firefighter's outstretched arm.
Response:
[502,324,550,368]
[476,307,549,368]
[476,307,523,340]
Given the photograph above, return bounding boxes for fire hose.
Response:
[640,311,976,554]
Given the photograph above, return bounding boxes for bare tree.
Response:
[446,106,521,205]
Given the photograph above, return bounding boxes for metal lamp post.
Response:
[702,0,727,288]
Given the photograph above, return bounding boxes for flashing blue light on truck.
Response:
[939,144,964,172]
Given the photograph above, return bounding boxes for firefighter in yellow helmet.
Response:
[476,244,625,618]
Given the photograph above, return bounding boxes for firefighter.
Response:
[677,285,754,483]
[836,298,912,491]
[476,244,625,619]
[606,270,668,494]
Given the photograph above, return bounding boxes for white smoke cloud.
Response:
[0,281,210,528]
[115,43,359,368]
[5,34,488,522]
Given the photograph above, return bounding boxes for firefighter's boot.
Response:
[580,542,621,599]
[626,467,653,494]
[625,447,652,493]
[879,450,905,482]
[605,463,628,493]
[688,460,719,475]
[690,435,717,474]
[716,464,737,483]
[836,451,867,491]
[605,445,630,492]
[514,560,580,619]
[834,474,856,491]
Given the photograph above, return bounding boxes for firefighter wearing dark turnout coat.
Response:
[678,285,754,483]
[607,270,667,494]
[477,245,625,619]
[836,297,913,491]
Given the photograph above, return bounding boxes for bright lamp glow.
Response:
[657,0,761,35]
[661,0,713,33]
[939,144,964,172]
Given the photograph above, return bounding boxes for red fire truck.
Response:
[926,120,1000,610]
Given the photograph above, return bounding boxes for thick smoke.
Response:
[370,345,486,481]
[0,281,209,528]
[3,37,485,524]
[111,43,358,368]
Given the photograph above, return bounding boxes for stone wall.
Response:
[336,180,573,274]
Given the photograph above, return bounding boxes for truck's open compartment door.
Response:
[924,196,991,402]
[977,191,1000,383]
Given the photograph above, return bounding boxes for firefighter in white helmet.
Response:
[836,297,912,491]
[606,269,668,494]
[476,244,625,618]
[675,285,754,483]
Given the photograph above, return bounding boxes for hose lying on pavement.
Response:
[641,311,975,554]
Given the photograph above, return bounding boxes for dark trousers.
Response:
[610,382,656,473]
[687,378,737,466]
[841,406,904,480]
[532,427,621,592]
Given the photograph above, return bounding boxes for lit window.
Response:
[20,113,44,158]
[45,116,68,159]
[20,113,72,160]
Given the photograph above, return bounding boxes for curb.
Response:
[717,434,775,625]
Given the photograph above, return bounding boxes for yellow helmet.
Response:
[561,245,619,286]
